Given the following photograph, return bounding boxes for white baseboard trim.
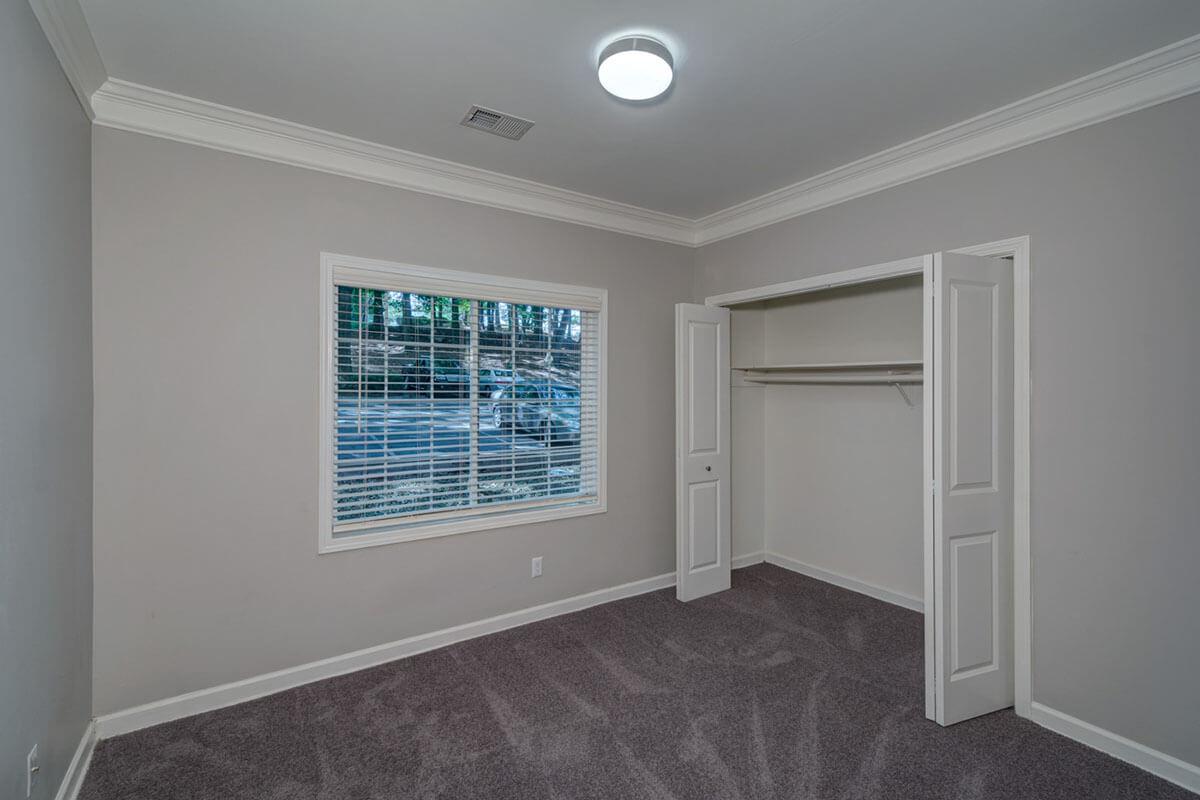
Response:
[763,551,924,612]
[732,551,766,569]
[96,570,675,738]
[54,721,96,800]
[1029,703,1200,795]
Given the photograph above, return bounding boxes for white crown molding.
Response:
[33,8,1200,246]
[27,0,105,120]
[694,33,1200,245]
[90,79,698,246]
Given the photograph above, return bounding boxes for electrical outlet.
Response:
[27,743,39,798]
[531,556,543,578]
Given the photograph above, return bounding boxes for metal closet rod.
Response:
[740,375,922,385]
[737,374,922,406]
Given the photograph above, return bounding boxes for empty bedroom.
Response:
[3,0,1200,797]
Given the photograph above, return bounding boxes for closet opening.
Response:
[675,242,1030,727]
[729,273,926,614]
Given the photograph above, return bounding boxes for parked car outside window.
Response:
[490,382,581,446]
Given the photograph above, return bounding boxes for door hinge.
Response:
[930,480,938,495]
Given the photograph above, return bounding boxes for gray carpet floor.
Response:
[80,564,1192,799]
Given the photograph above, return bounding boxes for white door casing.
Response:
[675,303,731,602]
[930,252,1015,725]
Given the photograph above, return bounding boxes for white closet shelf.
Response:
[740,375,923,386]
[732,359,923,372]
[734,361,923,403]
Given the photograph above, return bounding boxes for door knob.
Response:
[705,465,712,471]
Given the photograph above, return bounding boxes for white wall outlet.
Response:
[531,556,543,578]
[27,743,39,798]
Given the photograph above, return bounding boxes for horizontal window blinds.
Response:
[332,287,601,536]
[333,264,604,312]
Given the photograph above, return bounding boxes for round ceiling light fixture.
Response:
[597,36,674,102]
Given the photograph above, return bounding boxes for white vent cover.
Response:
[460,105,535,141]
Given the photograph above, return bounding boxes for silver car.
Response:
[490,382,581,446]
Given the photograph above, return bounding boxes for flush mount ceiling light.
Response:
[597,36,674,102]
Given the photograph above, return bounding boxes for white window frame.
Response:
[318,252,608,554]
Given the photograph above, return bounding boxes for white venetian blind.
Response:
[331,286,601,536]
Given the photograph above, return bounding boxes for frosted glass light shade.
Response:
[598,37,674,101]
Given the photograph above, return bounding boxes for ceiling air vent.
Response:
[460,105,535,141]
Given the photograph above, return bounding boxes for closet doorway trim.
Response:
[703,236,1032,720]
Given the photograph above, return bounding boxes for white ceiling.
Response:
[78,0,1200,219]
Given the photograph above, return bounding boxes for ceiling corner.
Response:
[27,0,107,119]
[692,33,1200,246]
[89,79,701,247]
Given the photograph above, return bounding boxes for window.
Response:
[319,254,606,552]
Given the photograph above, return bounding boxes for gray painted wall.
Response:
[695,93,1200,766]
[91,128,694,714]
[0,1,94,797]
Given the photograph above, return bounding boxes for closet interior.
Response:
[728,274,926,605]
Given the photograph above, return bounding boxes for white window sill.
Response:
[318,499,606,554]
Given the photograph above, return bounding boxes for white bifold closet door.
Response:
[674,303,731,602]
[930,252,1015,725]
